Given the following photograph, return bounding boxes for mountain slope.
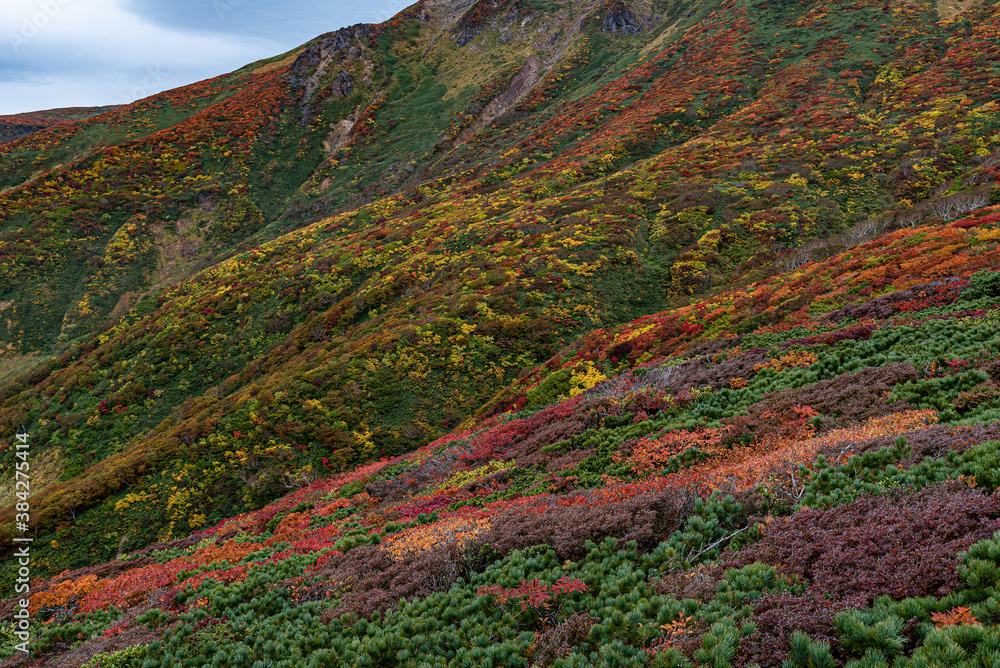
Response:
[1,0,1000,663]
[0,108,115,146]
[5,207,1000,666]
[1,0,999,573]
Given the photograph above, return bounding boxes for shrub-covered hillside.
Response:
[2,0,1000,663]
[6,207,1000,666]
[0,108,115,146]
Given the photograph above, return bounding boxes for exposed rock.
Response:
[333,71,354,99]
[289,24,370,126]
[453,0,528,47]
[196,190,216,211]
[602,0,642,35]
[447,56,541,151]
[480,55,540,124]
[324,114,357,155]
[290,25,369,80]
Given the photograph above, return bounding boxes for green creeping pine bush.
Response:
[699,563,805,624]
[724,311,1000,388]
[335,530,381,553]
[783,631,838,668]
[478,468,542,504]
[799,437,1000,510]
[0,622,18,662]
[813,532,1000,668]
[694,621,746,668]
[337,480,366,499]
[572,418,676,485]
[646,493,760,575]
[526,369,572,408]
[889,369,991,421]
[956,532,1000,603]
[120,497,767,667]
[671,533,1000,668]
[661,446,713,474]
[31,608,123,657]
[81,644,150,668]
[835,609,907,664]
[66,522,1000,668]
[962,269,1000,301]
[667,565,806,668]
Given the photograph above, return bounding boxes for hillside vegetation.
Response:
[0,108,115,147]
[2,0,1000,664]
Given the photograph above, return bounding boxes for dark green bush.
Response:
[962,269,1000,301]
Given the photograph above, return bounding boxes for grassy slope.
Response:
[0,108,116,146]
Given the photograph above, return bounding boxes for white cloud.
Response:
[3,0,275,63]
[0,0,285,113]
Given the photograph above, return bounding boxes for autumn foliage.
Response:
[3,0,1000,664]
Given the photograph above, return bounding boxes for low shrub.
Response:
[729,483,1000,604]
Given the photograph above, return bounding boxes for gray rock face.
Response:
[289,24,372,80]
[333,71,354,99]
[602,3,641,36]
[289,24,370,126]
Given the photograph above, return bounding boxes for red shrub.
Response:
[734,594,849,668]
[728,483,1000,604]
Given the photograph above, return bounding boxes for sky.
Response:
[0,0,413,115]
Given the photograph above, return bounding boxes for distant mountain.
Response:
[1,0,1000,663]
[0,107,116,145]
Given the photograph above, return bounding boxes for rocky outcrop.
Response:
[480,56,540,124]
[333,71,354,99]
[289,24,371,81]
[602,1,641,36]
[289,24,370,126]
[452,0,529,47]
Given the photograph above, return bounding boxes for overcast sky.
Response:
[0,0,410,115]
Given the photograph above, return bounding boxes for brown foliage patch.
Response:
[529,612,598,667]
[731,363,919,440]
[728,483,1000,604]
[818,421,1000,465]
[313,543,461,619]
[652,563,727,603]
[478,485,694,560]
[734,594,848,668]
